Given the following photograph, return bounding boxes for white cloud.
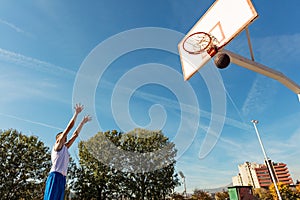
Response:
[0,48,76,77]
[228,33,300,118]
[0,18,27,34]
[242,75,278,117]
[0,112,62,131]
[254,34,300,66]
[0,48,78,104]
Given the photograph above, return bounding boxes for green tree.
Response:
[69,130,123,199]
[215,190,229,200]
[69,129,179,199]
[170,192,185,200]
[0,129,51,200]
[295,183,300,199]
[269,182,298,200]
[253,188,272,200]
[118,129,179,199]
[191,189,213,200]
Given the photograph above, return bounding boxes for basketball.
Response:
[214,53,230,69]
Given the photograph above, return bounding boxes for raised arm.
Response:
[54,103,84,151]
[65,115,92,149]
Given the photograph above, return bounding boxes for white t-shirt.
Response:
[50,145,70,176]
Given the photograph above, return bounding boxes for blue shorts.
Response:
[44,172,66,200]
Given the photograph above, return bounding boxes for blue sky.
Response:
[0,0,300,193]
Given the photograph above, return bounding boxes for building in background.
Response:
[232,162,260,188]
[232,161,293,188]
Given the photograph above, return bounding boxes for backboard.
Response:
[178,0,258,80]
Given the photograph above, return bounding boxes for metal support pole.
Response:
[183,177,187,198]
[179,171,187,198]
[245,27,255,61]
[251,120,282,200]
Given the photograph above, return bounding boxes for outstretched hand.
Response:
[82,115,92,124]
[65,114,92,149]
[74,103,84,114]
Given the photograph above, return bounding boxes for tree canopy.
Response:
[269,182,300,200]
[69,128,180,199]
[191,189,213,200]
[0,129,51,200]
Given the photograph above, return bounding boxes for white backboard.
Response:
[178,0,258,80]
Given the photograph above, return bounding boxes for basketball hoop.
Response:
[182,32,218,57]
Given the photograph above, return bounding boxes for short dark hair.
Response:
[56,131,63,140]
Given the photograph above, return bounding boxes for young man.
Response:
[44,103,91,200]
